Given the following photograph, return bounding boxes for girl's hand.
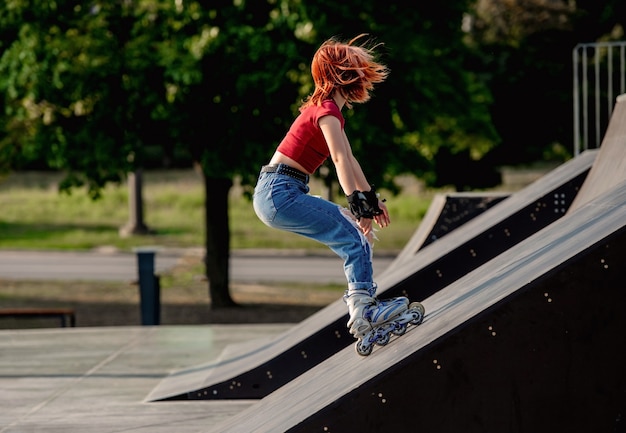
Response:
[373,199,390,228]
[356,200,390,236]
[357,216,372,236]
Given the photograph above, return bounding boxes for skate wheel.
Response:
[376,332,390,346]
[355,340,373,356]
[408,302,425,325]
[392,323,407,336]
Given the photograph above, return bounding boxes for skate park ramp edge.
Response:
[388,191,509,272]
[209,178,626,433]
[568,93,626,212]
[147,150,596,401]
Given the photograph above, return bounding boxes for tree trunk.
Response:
[119,169,151,237]
[202,173,237,308]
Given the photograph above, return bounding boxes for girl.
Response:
[253,35,423,355]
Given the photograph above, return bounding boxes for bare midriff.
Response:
[268,151,312,175]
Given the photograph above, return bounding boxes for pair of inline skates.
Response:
[345,289,425,356]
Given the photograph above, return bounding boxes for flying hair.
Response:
[301,34,389,110]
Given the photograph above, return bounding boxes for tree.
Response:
[0,1,172,196]
[150,1,312,307]
[0,0,312,308]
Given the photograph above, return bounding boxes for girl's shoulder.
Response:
[315,100,344,126]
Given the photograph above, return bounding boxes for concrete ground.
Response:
[0,227,393,432]
[0,324,292,432]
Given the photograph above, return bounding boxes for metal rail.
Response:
[573,41,626,155]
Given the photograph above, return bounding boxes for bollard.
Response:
[134,247,161,326]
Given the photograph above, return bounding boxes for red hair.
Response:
[301,34,389,110]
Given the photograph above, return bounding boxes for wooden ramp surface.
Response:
[209,179,626,433]
[148,151,595,401]
[569,93,626,212]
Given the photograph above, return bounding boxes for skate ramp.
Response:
[387,192,508,273]
[149,151,595,402]
[569,93,626,212]
[210,179,626,433]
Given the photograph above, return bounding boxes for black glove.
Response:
[346,186,382,220]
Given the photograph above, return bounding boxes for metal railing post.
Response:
[134,247,161,326]
[572,41,626,155]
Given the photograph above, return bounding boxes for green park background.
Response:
[1,0,624,310]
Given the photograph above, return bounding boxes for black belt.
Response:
[261,164,309,183]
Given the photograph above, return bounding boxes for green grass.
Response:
[0,170,434,252]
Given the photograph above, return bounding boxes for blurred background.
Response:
[0,0,624,316]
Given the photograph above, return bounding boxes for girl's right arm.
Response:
[319,115,390,234]
[319,115,358,195]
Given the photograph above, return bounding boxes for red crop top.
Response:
[276,99,345,173]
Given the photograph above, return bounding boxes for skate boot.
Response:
[345,289,425,356]
[344,289,410,339]
[365,285,410,310]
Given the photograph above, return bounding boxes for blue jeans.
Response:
[253,165,374,292]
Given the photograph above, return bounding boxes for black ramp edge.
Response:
[211,179,626,433]
[417,192,509,249]
[388,192,509,273]
[148,151,596,401]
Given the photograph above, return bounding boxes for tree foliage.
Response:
[1,0,498,192]
[0,1,160,195]
[301,1,500,190]
[464,0,626,165]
